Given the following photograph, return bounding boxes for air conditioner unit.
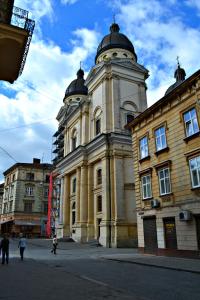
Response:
[151,199,160,209]
[179,210,192,221]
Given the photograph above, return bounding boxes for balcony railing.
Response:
[0,2,35,78]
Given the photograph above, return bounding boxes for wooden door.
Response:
[164,217,177,249]
[143,217,158,254]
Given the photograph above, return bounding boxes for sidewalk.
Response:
[25,238,200,274]
[101,253,200,274]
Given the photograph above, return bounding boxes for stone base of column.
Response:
[113,222,138,248]
[56,224,70,239]
[99,220,111,248]
[87,223,95,241]
[72,223,87,243]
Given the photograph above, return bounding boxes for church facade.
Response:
[52,23,149,247]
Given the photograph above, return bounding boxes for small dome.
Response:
[64,68,88,99]
[95,23,137,63]
[165,63,186,95]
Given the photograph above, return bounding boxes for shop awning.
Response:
[0,219,14,225]
[14,220,41,226]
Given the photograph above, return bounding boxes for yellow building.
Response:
[52,22,149,247]
[0,0,35,83]
[128,65,200,257]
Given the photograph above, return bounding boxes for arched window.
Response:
[72,202,76,225]
[97,195,102,212]
[97,169,102,185]
[72,178,76,193]
[71,129,77,151]
[112,52,117,57]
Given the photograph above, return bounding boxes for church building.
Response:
[52,22,149,247]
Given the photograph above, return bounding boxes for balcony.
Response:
[0,1,35,83]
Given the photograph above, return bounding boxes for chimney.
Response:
[33,158,40,164]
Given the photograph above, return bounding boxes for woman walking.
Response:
[18,233,27,261]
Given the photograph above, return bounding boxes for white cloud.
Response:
[185,0,200,11]
[0,24,99,179]
[61,0,78,4]
[14,0,53,21]
[110,0,200,106]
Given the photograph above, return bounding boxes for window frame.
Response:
[154,125,167,152]
[97,169,102,185]
[26,172,34,181]
[141,174,152,200]
[72,178,76,194]
[25,186,34,196]
[24,202,32,213]
[72,202,76,225]
[189,156,200,188]
[158,167,171,196]
[183,107,199,138]
[97,195,102,212]
[139,135,149,159]
[95,118,101,136]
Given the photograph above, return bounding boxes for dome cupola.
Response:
[95,22,137,63]
[165,60,186,95]
[64,68,88,100]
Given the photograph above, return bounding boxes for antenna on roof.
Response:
[80,61,82,69]
[113,14,116,23]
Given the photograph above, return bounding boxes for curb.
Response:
[104,258,200,275]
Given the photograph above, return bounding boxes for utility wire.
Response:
[0,146,18,163]
[0,118,55,133]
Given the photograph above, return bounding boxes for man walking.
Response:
[51,234,58,255]
[0,234,9,265]
[18,233,27,261]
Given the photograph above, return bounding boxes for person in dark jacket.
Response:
[0,234,9,264]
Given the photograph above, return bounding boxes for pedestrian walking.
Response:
[18,233,27,261]
[51,234,58,254]
[0,234,9,265]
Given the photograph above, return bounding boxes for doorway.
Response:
[163,217,177,249]
[143,216,158,254]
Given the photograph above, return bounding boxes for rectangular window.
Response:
[25,186,34,196]
[158,168,171,195]
[45,175,50,183]
[155,126,167,151]
[26,172,34,181]
[183,108,199,137]
[72,178,76,193]
[44,188,49,198]
[43,202,48,214]
[189,156,200,188]
[96,119,101,135]
[140,136,149,159]
[24,202,32,213]
[141,174,152,199]
[97,195,102,212]
[9,201,13,212]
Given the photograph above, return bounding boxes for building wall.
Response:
[1,162,52,236]
[131,75,200,256]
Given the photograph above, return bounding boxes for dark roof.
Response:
[95,23,137,63]
[165,64,186,95]
[64,68,88,99]
[126,69,200,129]
[3,162,54,176]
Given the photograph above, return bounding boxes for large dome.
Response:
[95,23,137,63]
[64,68,88,99]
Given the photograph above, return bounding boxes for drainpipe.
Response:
[106,133,112,248]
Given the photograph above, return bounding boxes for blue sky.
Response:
[0,0,200,182]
